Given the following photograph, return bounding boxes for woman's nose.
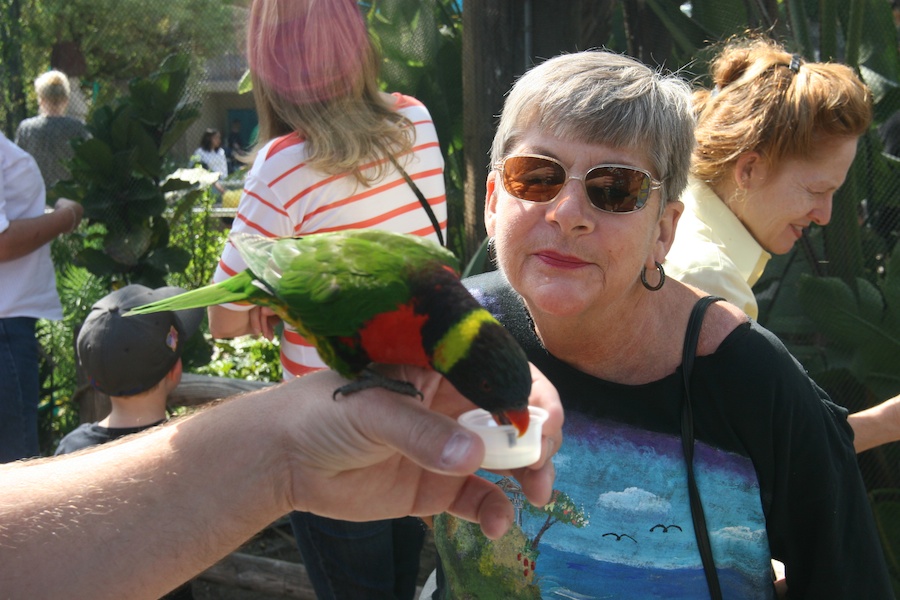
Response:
[546,179,594,229]
[810,195,833,226]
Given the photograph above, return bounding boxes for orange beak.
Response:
[493,407,531,437]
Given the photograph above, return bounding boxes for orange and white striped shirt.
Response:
[213,94,447,380]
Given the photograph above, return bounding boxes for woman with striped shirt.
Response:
[208,1,446,598]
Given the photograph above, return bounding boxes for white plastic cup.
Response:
[458,405,549,469]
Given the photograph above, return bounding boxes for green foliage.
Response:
[364,0,465,257]
[36,264,110,454]
[55,54,206,288]
[797,248,900,400]
[0,0,240,137]
[196,336,282,383]
[462,236,492,279]
[0,0,27,136]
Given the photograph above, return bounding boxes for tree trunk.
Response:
[460,1,627,261]
[461,1,521,260]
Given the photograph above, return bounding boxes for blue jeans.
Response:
[0,317,40,462]
[289,511,425,600]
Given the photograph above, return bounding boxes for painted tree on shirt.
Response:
[525,488,590,551]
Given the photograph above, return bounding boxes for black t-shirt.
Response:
[433,271,891,599]
[54,421,164,456]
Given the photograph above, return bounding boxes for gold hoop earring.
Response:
[641,261,666,291]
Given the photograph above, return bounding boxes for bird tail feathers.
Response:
[124,271,258,316]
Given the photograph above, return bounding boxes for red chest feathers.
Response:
[357,302,431,368]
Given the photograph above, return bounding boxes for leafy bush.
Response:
[54,53,204,288]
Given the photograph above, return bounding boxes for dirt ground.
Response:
[188,517,437,600]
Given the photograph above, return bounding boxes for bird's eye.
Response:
[480,380,493,393]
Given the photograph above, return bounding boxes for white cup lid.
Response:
[458,405,549,469]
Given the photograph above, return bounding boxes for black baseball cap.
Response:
[77,284,204,396]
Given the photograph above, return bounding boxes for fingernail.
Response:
[441,431,475,468]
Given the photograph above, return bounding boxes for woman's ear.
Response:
[733,151,766,189]
[484,171,498,237]
[655,200,683,262]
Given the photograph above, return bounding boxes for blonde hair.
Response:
[692,34,873,186]
[34,70,71,109]
[247,0,413,183]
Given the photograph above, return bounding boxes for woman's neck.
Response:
[527,288,690,384]
[39,102,67,117]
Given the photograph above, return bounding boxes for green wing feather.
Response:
[231,230,459,338]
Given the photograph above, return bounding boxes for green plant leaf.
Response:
[160,102,201,156]
[70,138,117,184]
[798,275,886,346]
[76,247,128,277]
[145,245,191,274]
[103,226,154,267]
[462,236,492,279]
[237,69,253,94]
[884,249,900,311]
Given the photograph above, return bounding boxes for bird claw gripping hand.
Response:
[331,367,424,401]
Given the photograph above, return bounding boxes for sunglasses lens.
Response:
[501,155,654,213]
[584,166,650,213]
[501,156,566,203]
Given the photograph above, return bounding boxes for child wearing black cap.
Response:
[55,284,203,599]
[56,284,203,454]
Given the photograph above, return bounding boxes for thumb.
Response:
[365,397,486,476]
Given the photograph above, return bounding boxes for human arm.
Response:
[208,303,279,340]
[0,197,82,262]
[0,363,560,599]
[848,394,900,453]
[208,160,294,341]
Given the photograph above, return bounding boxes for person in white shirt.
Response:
[0,131,83,462]
[193,128,228,195]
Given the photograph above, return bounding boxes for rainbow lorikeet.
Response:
[127,230,532,435]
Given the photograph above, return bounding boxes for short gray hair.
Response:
[490,50,696,206]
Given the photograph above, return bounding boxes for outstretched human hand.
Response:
[281,363,562,539]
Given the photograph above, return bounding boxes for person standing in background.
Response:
[664,34,900,458]
[193,128,229,195]
[207,0,447,598]
[226,118,245,174]
[15,70,89,191]
[0,130,83,462]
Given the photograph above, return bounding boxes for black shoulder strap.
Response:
[388,154,445,247]
[681,295,724,600]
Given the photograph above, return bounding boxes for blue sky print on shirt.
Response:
[435,411,776,599]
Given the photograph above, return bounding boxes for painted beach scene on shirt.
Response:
[435,412,776,599]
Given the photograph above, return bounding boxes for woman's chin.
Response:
[522,284,596,319]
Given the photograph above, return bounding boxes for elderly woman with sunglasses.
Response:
[427,50,891,599]
[664,35,900,458]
